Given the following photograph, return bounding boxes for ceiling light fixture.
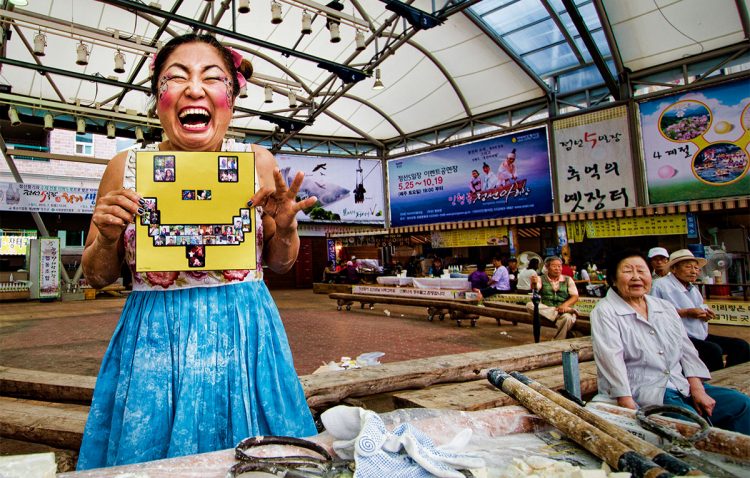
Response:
[33,31,46,56]
[43,113,54,131]
[372,68,384,90]
[76,41,89,66]
[238,84,248,99]
[301,11,312,35]
[8,106,21,126]
[238,0,250,14]
[106,121,116,139]
[328,21,341,43]
[114,50,126,74]
[355,30,365,51]
[76,117,86,134]
[288,91,298,108]
[135,126,144,142]
[264,85,273,103]
[271,1,283,24]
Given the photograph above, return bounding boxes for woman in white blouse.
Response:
[590,249,750,435]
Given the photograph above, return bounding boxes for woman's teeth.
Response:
[178,108,211,128]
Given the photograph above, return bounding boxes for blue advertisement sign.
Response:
[387,127,553,226]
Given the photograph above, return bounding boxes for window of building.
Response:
[75,134,94,156]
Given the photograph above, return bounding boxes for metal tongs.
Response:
[226,435,355,478]
[636,405,742,478]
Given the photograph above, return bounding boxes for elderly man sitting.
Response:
[651,249,750,371]
[526,256,579,340]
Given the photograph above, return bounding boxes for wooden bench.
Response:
[329,292,590,333]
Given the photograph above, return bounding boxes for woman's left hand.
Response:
[249,168,317,231]
[691,387,716,417]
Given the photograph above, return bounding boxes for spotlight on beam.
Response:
[43,113,54,131]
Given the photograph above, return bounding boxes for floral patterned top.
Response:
[123,139,264,291]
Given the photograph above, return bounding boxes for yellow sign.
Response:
[135,151,256,272]
[708,301,750,327]
[565,214,687,240]
[431,226,509,248]
[0,231,36,255]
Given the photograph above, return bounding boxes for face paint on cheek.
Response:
[222,77,233,108]
[158,76,171,105]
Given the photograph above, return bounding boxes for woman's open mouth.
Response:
[178,107,211,130]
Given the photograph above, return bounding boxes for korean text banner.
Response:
[388,126,553,227]
[554,106,635,212]
[0,181,97,214]
[276,154,385,224]
[639,77,750,203]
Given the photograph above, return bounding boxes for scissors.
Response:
[227,435,355,478]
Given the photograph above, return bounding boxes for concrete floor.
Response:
[0,289,549,377]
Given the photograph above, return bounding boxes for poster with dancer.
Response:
[639,77,750,203]
[387,126,553,227]
[554,106,635,212]
[135,151,256,272]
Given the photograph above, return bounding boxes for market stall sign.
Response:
[0,230,37,255]
[566,214,687,240]
[431,226,509,248]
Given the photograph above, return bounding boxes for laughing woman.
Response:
[590,249,750,435]
[78,34,318,469]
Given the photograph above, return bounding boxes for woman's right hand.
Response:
[92,187,143,245]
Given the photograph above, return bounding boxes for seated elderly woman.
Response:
[590,249,750,435]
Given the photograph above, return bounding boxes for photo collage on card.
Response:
[218,155,239,183]
[153,155,176,182]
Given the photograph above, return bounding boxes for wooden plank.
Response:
[0,397,87,450]
[393,361,598,411]
[709,361,750,394]
[300,337,593,408]
[0,366,95,402]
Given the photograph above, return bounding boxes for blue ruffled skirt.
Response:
[77,281,316,470]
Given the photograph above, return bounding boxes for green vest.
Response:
[541,275,569,307]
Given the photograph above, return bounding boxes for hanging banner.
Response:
[0,230,37,255]
[388,126,553,227]
[0,181,97,214]
[39,237,60,299]
[639,77,750,203]
[430,226,509,248]
[554,106,636,212]
[275,155,384,224]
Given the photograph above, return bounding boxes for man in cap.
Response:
[526,256,579,340]
[651,249,750,371]
[647,247,670,280]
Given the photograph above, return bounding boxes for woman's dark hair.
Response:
[476,263,486,272]
[149,33,253,99]
[528,258,539,270]
[604,248,648,289]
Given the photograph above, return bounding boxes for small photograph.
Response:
[171,225,184,236]
[204,236,216,245]
[227,235,236,244]
[166,236,177,246]
[190,235,202,245]
[198,225,209,236]
[164,156,175,168]
[233,217,243,230]
[150,210,160,224]
[160,225,170,236]
[219,157,228,169]
[140,212,151,226]
[149,225,160,237]
[226,157,237,170]
[164,168,175,182]
[143,198,157,211]
[184,225,198,236]
[153,156,166,169]
[218,234,228,244]
[182,190,195,200]
[173,236,184,246]
[188,245,206,268]
[241,208,251,225]
[154,235,165,246]
[213,225,222,235]
[197,189,212,200]
[153,156,176,182]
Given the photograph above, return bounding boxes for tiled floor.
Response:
[0,289,549,377]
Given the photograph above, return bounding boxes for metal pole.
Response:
[532,287,541,343]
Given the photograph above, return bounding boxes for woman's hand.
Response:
[616,396,638,410]
[249,168,317,232]
[92,187,143,245]
[689,380,716,417]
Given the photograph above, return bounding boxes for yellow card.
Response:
[135,151,256,272]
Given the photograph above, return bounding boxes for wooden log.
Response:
[0,397,87,450]
[487,371,671,478]
[0,366,95,403]
[709,361,750,394]
[300,337,593,408]
[511,371,702,476]
[393,361,598,411]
